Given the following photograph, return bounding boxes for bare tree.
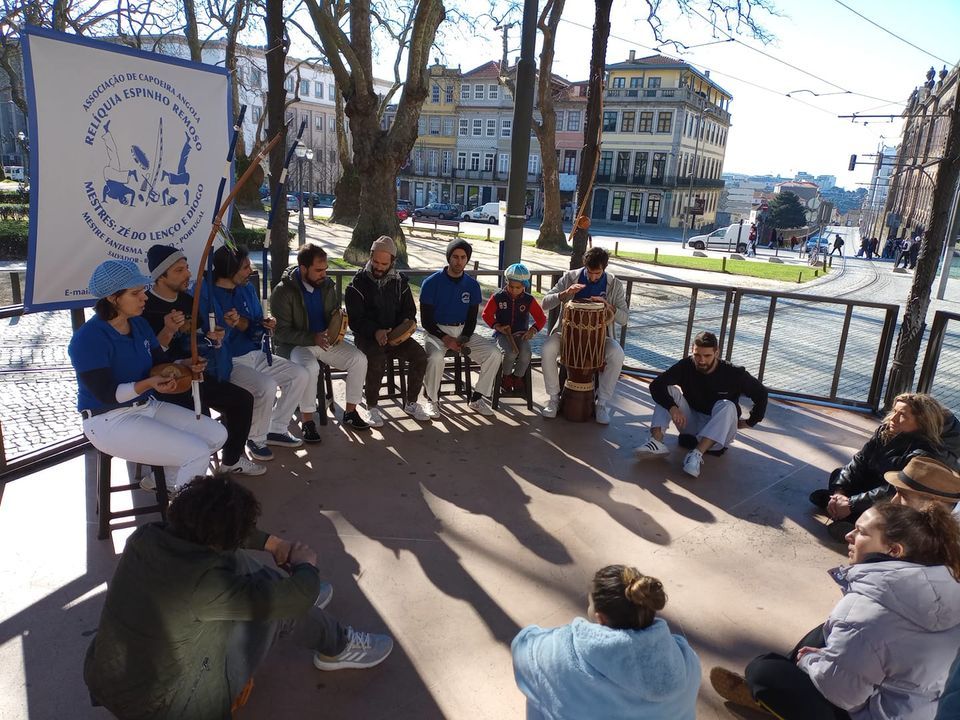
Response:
[303,0,445,266]
[264,0,290,286]
[329,82,361,224]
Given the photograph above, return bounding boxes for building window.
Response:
[484,152,494,172]
[620,111,635,133]
[250,68,262,88]
[328,84,335,99]
[429,116,441,135]
[656,111,672,133]
[300,79,310,96]
[284,76,294,92]
[612,76,625,88]
[315,81,323,98]
[629,77,641,89]
[428,150,439,174]
[443,117,454,136]
[555,110,565,131]
[328,114,335,132]
[562,149,577,173]
[470,152,480,171]
[638,111,653,133]
[418,116,427,134]
[616,151,630,180]
[251,106,262,122]
[486,119,496,137]
[329,150,336,163]
[472,119,482,136]
[442,150,452,174]
[431,84,440,103]
[498,153,509,173]
[489,84,499,99]
[459,118,469,136]
[651,152,666,181]
[445,84,454,103]
[567,111,581,132]
[602,111,618,132]
[315,115,323,130]
[457,152,467,170]
[461,84,471,100]
[414,150,423,174]
[598,151,613,178]
[632,152,647,183]
[501,119,512,137]
[474,84,485,99]
[528,154,540,175]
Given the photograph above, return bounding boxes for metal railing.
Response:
[916,310,960,410]
[0,267,902,478]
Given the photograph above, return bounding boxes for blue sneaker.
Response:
[266,431,304,448]
[246,440,274,461]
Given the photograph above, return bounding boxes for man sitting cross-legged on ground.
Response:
[84,474,393,720]
[272,243,371,435]
[420,239,501,418]
[635,331,768,478]
[142,244,265,477]
[344,235,430,426]
[198,245,311,461]
[539,247,629,424]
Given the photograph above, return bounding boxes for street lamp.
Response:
[681,92,707,248]
[16,130,28,184]
[306,147,315,221]
[294,144,311,244]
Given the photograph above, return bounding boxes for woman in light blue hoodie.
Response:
[511,565,701,720]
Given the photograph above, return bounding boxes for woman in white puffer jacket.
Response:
[711,502,960,720]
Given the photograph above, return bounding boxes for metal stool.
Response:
[94,451,168,540]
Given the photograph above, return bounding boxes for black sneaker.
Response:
[342,410,370,431]
[678,433,698,449]
[809,489,831,509]
[302,420,322,444]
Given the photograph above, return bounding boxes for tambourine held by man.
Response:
[386,318,417,346]
[327,308,349,346]
[150,362,195,394]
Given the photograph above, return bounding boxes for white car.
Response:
[460,201,499,224]
[688,225,749,253]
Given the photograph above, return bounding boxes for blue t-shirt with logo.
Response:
[574,269,608,300]
[69,316,159,411]
[420,269,481,325]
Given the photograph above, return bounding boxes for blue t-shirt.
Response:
[69,316,159,411]
[205,283,264,357]
[574,269,608,300]
[295,269,328,333]
[419,269,481,325]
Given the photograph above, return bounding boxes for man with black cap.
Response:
[143,244,265,476]
[419,238,500,418]
[345,235,430,426]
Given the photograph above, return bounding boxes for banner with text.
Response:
[22,27,230,310]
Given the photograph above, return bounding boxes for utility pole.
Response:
[885,79,960,406]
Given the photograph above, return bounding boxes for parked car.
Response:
[396,205,410,221]
[687,225,749,254]
[285,194,300,211]
[397,199,414,213]
[413,202,459,220]
[460,201,500,224]
[805,235,831,253]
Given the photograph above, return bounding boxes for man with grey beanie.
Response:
[345,236,430,425]
[418,238,500,418]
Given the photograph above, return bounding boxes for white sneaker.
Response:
[683,450,703,478]
[635,437,669,458]
[540,396,559,418]
[468,396,494,416]
[595,403,611,425]
[367,407,385,428]
[403,402,430,421]
[313,626,394,671]
[221,456,267,477]
[423,400,441,419]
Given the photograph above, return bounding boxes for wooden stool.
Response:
[378,356,408,402]
[315,362,335,425]
[492,363,533,411]
[94,451,169,540]
[439,350,472,399]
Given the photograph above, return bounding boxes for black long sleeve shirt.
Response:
[649,356,768,427]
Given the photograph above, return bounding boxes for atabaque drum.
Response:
[559,300,607,422]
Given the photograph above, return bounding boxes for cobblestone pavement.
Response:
[3,221,959,463]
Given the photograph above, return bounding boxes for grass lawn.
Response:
[614,250,828,283]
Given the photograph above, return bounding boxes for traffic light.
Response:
[848,154,857,171]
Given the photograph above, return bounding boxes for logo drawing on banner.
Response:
[461,292,471,304]
[81,73,208,259]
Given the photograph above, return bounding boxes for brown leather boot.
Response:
[710,667,770,714]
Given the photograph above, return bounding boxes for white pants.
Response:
[651,385,738,450]
[541,332,625,405]
[230,350,310,444]
[424,324,500,401]
[82,398,227,490]
[289,343,367,412]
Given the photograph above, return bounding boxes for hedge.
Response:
[0,220,28,260]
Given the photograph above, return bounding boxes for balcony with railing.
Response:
[604,86,731,124]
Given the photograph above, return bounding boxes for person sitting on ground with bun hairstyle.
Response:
[712,502,960,720]
[511,565,700,720]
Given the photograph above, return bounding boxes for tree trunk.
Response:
[885,87,960,406]
[233,153,263,211]
[344,162,405,266]
[182,0,203,62]
[265,0,290,288]
[570,0,612,270]
[330,86,360,224]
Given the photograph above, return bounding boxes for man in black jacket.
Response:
[635,331,768,478]
[344,236,429,426]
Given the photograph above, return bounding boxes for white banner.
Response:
[22,27,230,310]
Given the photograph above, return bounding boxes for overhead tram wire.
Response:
[831,0,954,67]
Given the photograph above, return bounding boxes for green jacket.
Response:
[271,264,339,359]
[84,523,320,720]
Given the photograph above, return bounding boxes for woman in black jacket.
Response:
[810,392,959,540]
